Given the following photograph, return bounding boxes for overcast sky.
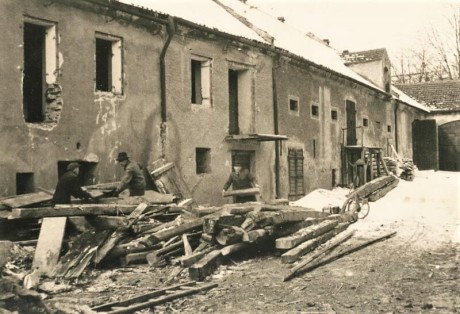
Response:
[248,0,458,60]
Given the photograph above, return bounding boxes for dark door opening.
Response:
[438,120,459,171]
[23,23,46,123]
[16,173,35,195]
[231,150,253,172]
[57,161,98,186]
[96,38,112,92]
[346,100,357,145]
[228,69,239,135]
[412,119,439,170]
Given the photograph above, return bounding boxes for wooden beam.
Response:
[143,218,203,245]
[223,187,260,198]
[368,179,399,202]
[276,220,338,249]
[189,250,223,281]
[284,231,396,281]
[281,223,349,264]
[94,203,148,264]
[283,229,355,281]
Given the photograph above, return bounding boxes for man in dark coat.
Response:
[52,162,93,204]
[114,152,146,196]
[222,162,259,203]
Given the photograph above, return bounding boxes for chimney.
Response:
[323,39,330,46]
[277,16,285,23]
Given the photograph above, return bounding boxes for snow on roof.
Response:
[116,0,264,42]
[392,85,430,112]
[214,0,384,92]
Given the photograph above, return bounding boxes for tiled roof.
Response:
[395,80,460,111]
[341,48,387,65]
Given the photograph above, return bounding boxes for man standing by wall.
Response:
[114,152,146,197]
[52,162,93,204]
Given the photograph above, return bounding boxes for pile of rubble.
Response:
[0,160,400,313]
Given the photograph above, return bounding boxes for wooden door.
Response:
[228,69,239,135]
[346,100,357,145]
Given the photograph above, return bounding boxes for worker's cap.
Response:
[116,152,129,162]
[66,162,80,171]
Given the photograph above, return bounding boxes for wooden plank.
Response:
[220,242,249,256]
[150,162,174,178]
[1,192,52,209]
[281,223,349,264]
[174,247,214,267]
[276,220,339,249]
[223,188,260,198]
[285,231,397,280]
[8,204,143,219]
[283,229,355,281]
[242,229,268,243]
[215,227,244,246]
[32,217,67,276]
[94,203,148,264]
[69,216,129,231]
[189,250,223,281]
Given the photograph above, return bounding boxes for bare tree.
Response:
[392,4,460,83]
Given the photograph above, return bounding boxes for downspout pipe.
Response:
[272,59,281,199]
[160,16,175,123]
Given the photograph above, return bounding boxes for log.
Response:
[1,192,52,209]
[150,162,174,178]
[283,229,355,281]
[250,210,327,227]
[215,227,245,246]
[189,250,223,281]
[242,229,268,243]
[272,218,320,238]
[203,214,245,234]
[174,247,214,267]
[220,242,250,256]
[143,218,203,245]
[223,187,260,198]
[284,231,397,281]
[32,217,67,276]
[281,223,349,264]
[182,234,193,256]
[107,242,162,259]
[276,220,338,249]
[94,203,148,264]
[368,179,399,202]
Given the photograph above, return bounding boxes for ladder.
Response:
[91,281,217,314]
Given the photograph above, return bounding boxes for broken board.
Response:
[32,217,67,276]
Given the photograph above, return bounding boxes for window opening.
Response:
[231,150,253,172]
[95,34,122,93]
[196,148,211,174]
[387,125,392,132]
[363,117,369,127]
[289,97,299,113]
[16,173,35,195]
[311,104,319,118]
[331,109,338,121]
[191,58,211,106]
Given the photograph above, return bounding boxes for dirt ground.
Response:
[32,171,460,313]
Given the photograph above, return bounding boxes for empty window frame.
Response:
[289,96,299,114]
[57,161,98,186]
[16,172,35,195]
[331,108,338,121]
[311,104,319,118]
[288,148,304,200]
[363,117,369,127]
[387,125,392,132]
[191,56,211,106]
[23,18,57,123]
[196,148,211,174]
[95,33,123,93]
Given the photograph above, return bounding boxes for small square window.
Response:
[331,109,338,120]
[289,98,299,113]
[311,104,319,117]
[387,125,392,132]
[363,118,369,127]
[196,148,211,174]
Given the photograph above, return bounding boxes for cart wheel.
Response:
[347,198,370,219]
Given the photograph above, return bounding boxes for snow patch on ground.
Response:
[290,187,350,211]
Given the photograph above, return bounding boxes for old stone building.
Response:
[0,0,430,204]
